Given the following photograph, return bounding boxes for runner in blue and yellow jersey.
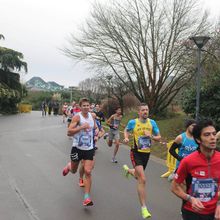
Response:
[123,103,161,219]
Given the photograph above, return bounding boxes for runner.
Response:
[106,107,124,163]
[62,98,98,206]
[123,103,161,219]
[93,104,105,140]
[62,102,68,123]
[168,119,198,180]
[171,119,220,220]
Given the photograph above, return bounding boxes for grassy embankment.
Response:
[104,111,187,160]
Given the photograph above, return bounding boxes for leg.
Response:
[112,139,120,163]
[135,165,146,206]
[83,160,94,194]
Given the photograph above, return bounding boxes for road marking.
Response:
[9,176,41,220]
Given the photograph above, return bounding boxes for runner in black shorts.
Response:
[123,103,161,219]
[62,98,98,206]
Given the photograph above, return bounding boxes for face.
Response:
[95,105,100,111]
[138,105,149,120]
[80,101,90,114]
[197,126,217,150]
[187,123,196,135]
[116,108,121,115]
[75,103,80,109]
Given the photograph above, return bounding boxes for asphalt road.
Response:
[0,111,182,220]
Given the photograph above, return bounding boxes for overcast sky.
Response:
[1,0,220,88]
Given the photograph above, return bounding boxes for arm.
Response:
[169,135,183,161]
[106,115,114,127]
[171,180,204,212]
[67,115,90,136]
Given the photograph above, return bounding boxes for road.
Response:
[0,111,182,220]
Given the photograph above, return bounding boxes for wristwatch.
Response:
[186,194,192,202]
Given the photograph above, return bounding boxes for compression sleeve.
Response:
[169,142,183,161]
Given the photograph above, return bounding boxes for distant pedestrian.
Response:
[41,101,47,117]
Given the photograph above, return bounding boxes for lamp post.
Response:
[69,86,74,103]
[106,75,112,117]
[189,36,210,121]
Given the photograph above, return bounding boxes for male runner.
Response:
[123,103,161,219]
[62,98,97,206]
[171,119,220,220]
[106,107,124,163]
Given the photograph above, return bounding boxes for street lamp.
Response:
[69,86,74,103]
[189,36,210,121]
[106,75,112,117]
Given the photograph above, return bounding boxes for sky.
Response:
[1,0,220,88]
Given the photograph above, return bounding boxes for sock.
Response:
[142,205,147,209]
[84,193,90,200]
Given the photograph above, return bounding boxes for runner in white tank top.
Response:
[62,98,98,207]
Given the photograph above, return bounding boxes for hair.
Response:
[79,98,90,106]
[192,119,215,144]
[138,103,148,110]
[185,119,196,129]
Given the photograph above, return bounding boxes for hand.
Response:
[191,197,205,212]
[124,138,129,143]
[81,122,90,130]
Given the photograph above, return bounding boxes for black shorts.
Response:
[130,150,150,170]
[182,208,214,220]
[70,147,95,162]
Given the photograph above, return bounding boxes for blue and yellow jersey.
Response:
[126,118,160,153]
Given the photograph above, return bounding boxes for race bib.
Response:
[191,178,218,202]
[78,132,92,148]
[137,136,151,152]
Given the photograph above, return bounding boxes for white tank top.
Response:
[72,112,94,150]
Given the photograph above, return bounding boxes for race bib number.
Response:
[137,136,151,152]
[191,178,218,202]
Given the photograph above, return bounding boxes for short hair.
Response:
[138,103,148,110]
[79,98,90,106]
[192,119,215,144]
[185,119,196,129]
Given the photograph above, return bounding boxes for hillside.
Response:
[26,77,64,91]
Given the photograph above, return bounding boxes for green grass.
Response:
[103,111,187,160]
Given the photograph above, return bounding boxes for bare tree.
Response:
[78,76,106,103]
[63,0,211,115]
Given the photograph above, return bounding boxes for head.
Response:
[185,119,196,135]
[79,98,90,114]
[75,103,80,109]
[192,119,217,150]
[95,104,100,112]
[115,107,122,115]
[72,101,76,107]
[138,103,149,120]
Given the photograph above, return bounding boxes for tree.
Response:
[63,0,211,115]
[0,47,27,73]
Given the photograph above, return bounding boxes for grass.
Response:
[103,111,187,160]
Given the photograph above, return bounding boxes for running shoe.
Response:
[78,178,85,187]
[141,207,151,219]
[62,162,70,176]
[122,164,131,178]
[83,198,93,206]
[111,158,118,163]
